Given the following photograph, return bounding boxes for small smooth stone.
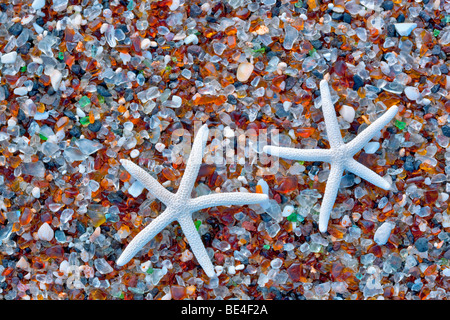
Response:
[141,38,151,50]
[381,0,394,10]
[140,261,152,273]
[50,69,63,91]
[223,126,234,138]
[374,221,394,245]
[59,260,70,275]
[214,266,224,275]
[33,22,44,34]
[87,120,102,132]
[394,23,417,36]
[155,142,166,152]
[227,266,236,275]
[415,237,429,252]
[128,181,144,198]
[96,85,112,97]
[442,125,450,138]
[339,105,355,123]
[13,87,28,96]
[1,52,17,64]
[8,23,23,36]
[184,34,198,45]
[31,187,40,198]
[236,62,254,82]
[16,257,30,270]
[69,126,81,138]
[341,215,352,227]
[88,180,100,192]
[32,0,45,10]
[37,222,54,241]
[130,149,140,158]
[235,264,245,271]
[169,0,180,10]
[282,205,295,217]
[364,141,380,154]
[180,249,193,262]
[171,95,182,108]
[181,69,191,79]
[404,86,420,100]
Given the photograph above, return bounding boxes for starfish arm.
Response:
[263,145,332,162]
[345,159,391,190]
[120,159,174,205]
[177,214,215,278]
[177,124,209,198]
[318,163,344,233]
[116,208,177,266]
[319,80,344,148]
[189,192,268,211]
[347,105,399,155]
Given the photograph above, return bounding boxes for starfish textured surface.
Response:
[264,80,398,233]
[117,124,268,277]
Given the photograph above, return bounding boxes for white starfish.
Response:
[264,80,398,233]
[116,124,268,277]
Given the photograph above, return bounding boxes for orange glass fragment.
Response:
[287,262,308,283]
[270,75,287,93]
[235,7,250,19]
[192,94,226,106]
[273,240,284,251]
[12,222,20,232]
[255,185,263,193]
[227,35,236,48]
[4,75,19,85]
[368,244,382,258]
[39,74,51,87]
[75,41,84,52]
[9,156,22,169]
[224,26,237,36]
[423,264,437,276]
[307,0,318,9]
[55,116,69,131]
[119,171,131,182]
[64,27,75,42]
[131,36,142,54]
[90,289,107,300]
[201,62,218,78]
[328,224,346,239]
[87,18,102,32]
[45,245,64,260]
[375,92,401,107]
[186,286,196,295]
[171,285,187,300]
[89,111,95,124]
[275,176,298,194]
[162,167,178,181]
[295,127,315,138]
[65,54,75,68]
[424,190,439,204]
